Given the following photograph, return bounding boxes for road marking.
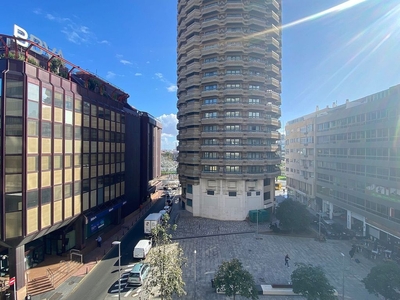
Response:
[126,264,136,268]
[124,268,132,272]
[124,287,135,297]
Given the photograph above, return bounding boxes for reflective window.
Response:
[42,122,52,137]
[27,190,39,208]
[5,156,22,173]
[41,187,51,204]
[42,87,52,104]
[27,83,39,101]
[28,101,39,118]
[5,193,22,212]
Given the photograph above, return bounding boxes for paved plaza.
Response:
[169,209,379,300]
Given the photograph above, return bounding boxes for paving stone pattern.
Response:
[172,209,379,300]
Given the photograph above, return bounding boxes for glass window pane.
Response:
[27,156,38,172]
[54,123,63,138]
[27,120,39,136]
[74,154,81,166]
[54,92,63,108]
[83,102,90,115]
[5,174,22,193]
[54,155,63,169]
[65,110,73,125]
[5,117,23,136]
[6,79,23,98]
[42,122,52,137]
[6,98,23,116]
[28,83,39,102]
[41,187,51,204]
[27,190,39,208]
[64,183,72,198]
[65,125,73,139]
[65,155,72,168]
[5,136,22,154]
[41,156,52,171]
[75,99,82,112]
[5,155,22,173]
[65,95,73,110]
[54,185,63,201]
[74,181,81,195]
[28,101,39,118]
[42,87,52,105]
[5,193,23,212]
[75,127,81,139]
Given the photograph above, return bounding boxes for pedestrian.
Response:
[96,236,102,248]
[349,247,355,259]
[285,254,290,267]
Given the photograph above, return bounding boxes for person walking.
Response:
[285,254,290,267]
[96,236,102,248]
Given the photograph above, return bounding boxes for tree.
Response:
[275,198,310,232]
[362,262,400,300]
[144,214,186,300]
[213,258,258,300]
[291,263,336,300]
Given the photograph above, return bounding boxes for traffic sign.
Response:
[9,277,15,286]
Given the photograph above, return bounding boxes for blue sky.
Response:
[1,0,399,149]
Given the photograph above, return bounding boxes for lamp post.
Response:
[340,252,345,300]
[194,250,197,300]
[112,241,122,300]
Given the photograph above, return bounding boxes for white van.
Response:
[133,239,152,259]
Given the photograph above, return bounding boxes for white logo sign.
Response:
[13,24,63,58]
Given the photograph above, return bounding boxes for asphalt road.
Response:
[65,198,166,300]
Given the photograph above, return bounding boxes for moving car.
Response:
[319,222,340,239]
[127,263,151,286]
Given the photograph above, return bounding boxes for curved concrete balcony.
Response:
[201,32,220,43]
[201,3,221,14]
[187,47,201,58]
[265,117,280,128]
[265,90,281,103]
[223,101,244,110]
[224,131,247,139]
[265,157,281,165]
[186,9,201,20]
[201,18,221,28]
[201,102,223,110]
[265,78,281,90]
[266,0,281,12]
[201,75,219,84]
[265,64,280,75]
[246,18,266,28]
[247,89,265,97]
[200,117,221,125]
[266,36,280,50]
[200,131,220,139]
[200,144,221,152]
[266,11,280,24]
[265,131,280,139]
[187,22,201,33]
[265,50,280,62]
[266,103,281,115]
[222,59,245,68]
[221,1,245,10]
[246,74,265,82]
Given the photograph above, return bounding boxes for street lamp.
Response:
[112,241,122,300]
[194,250,197,300]
[340,252,345,300]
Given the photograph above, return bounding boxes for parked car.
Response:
[319,222,340,239]
[163,205,172,214]
[127,263,151,286]
[331,223,355,240]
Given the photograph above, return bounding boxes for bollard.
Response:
[96,257,98,264]
[86,267,88,274]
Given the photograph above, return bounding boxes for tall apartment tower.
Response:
[177,0,282,220]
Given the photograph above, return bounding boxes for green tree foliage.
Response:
[291,263,337,300]
[214,258,258,300]
[362,262,400,300]
[50,58,63,74]
[275,198,310,232]
[144,214,186,300]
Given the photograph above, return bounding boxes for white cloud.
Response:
[116,54,123,58]
[106,71,116,79]
[155,73,177,93]
[158,113,178,137]
[33,8,42,14]
[135,73,142,76]
[99,40,109,44]
[120,59,132,65]
[167,85,177,92]
[46,13,55,20]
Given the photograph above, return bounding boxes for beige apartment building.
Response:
[177,0,282,220]
[286,85,400,243]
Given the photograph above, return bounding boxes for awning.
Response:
[84,199,127,223]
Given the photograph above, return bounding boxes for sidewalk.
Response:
[32,191,162,300]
